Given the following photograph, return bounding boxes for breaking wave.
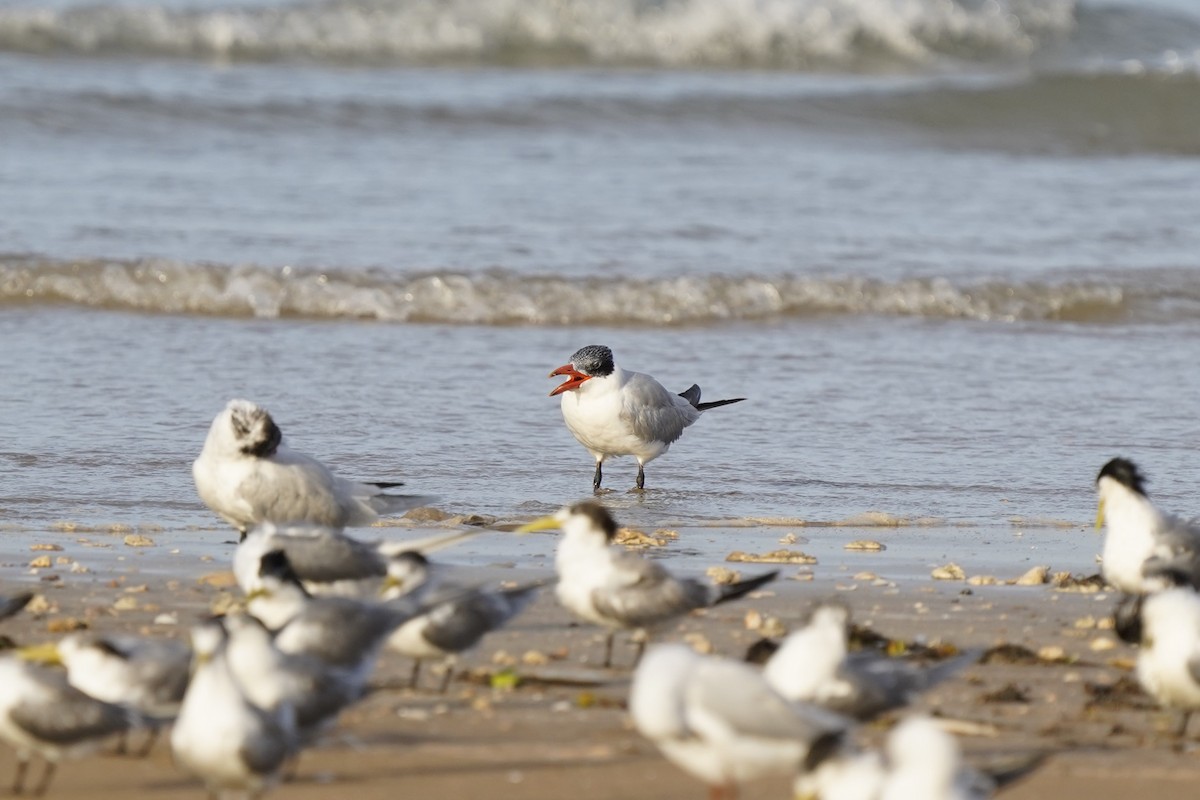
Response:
[3,255,1191,325]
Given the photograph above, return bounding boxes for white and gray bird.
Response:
[221,613,363,744]
[171,619,297,800]
[1094,457,1200,594]
[548,345,744,490]
[1122,587,1200,739]
[797,717,1008,800]
[381,552,543,691]
[20,633,190,756]
[193,398,430,536]
[631,644,846,800]
[233,521,482,596]
[762,601,976,720]
[245,550,427,688]
[0,656,137,795]
[518,501,777,667]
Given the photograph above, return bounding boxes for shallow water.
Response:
[3,0,1200,578]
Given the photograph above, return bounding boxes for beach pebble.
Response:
[932,563,966,581]
[402,507,453,523]
[726,549,817,565]
[197,571,238,588]
[853,571,877,581]
[683,632,713,654]
[30,543,63,552]
[790,570,815,582]
[1038,645,1067,662]
[25,595,53,615]
[46,617,87,633]
[70,562,89,574]
[29,555,52,569]
[1013,565,1049,586]
[153,613,178,625]
[1089,637,1116,652]
[614,528,669,548]
[743,610,784,636]
[521,650,550,666]
[706,566,741,585]
[112,596,139,611]
[1074,615,1097,630]
[123,534,155,548]
[844,540,886,551]
[967,575,998,586]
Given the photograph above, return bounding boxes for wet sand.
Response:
[4,520,1200,800]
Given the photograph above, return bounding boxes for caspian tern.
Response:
[548,345,744,491]
[193,399,430,538]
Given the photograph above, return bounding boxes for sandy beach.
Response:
[3,516,1199,800]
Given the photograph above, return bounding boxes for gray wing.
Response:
[0,592,33,622]
[621,371,699,446]
[12,682,131,745]
[591,553,708,628]
[288,598,410,666]
[239,453,346,527]
[107,637,193,709]
[1146,514,1200,588]
[269,530,387,583]
[422,584,541,653]
[686,659,848,743]
[279,656,361,730]
[238,706,294,777]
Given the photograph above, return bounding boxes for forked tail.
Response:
[678,383,747,411]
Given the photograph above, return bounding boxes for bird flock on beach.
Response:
[0,343,1196,799]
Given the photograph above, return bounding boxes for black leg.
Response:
[32,762,55,797]
[136,727,160,758]
[593,461,603,491]
[1177,710,1193,739]
[438,663,454,694]
[409,658,422,690]
[636,464,645,490]
[632,637,647,667]
[603,631,615,668]
[13,757,28,795]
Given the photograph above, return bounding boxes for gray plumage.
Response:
[10,681,132,746]
[419,584,541,653]
[0,592,33,623]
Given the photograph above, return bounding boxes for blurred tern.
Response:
[797,717,1011,800]
[1121,587,1200,738]
[1094,457,1200,593]
[630,644,846,800]
[234,521,482,596]
[518,501,777,667]
[171,619,297,800]
[548,345,744,490]
[21,633,189,756]
[763,601,976,720]
[381,552,543,691]
[245,550,428,687]
[222,614,362,743]
[193,399,430,536]
[0,656,137,795]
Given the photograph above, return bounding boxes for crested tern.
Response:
[21,633,189,756]
[193,398,430,536]
[0,656,136,795]
[171,619,297,799]
[234,521,481,596]
[245,550,427,687]
[630,643,846,800]
[1094,457,1200,593]
[518,501,777,667]
[381,552,543,691]
[763,600,976,720]
[548,345,744,490]
[1123,587,1200,738]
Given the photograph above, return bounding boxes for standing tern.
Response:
[171,619,297,800]
[0,656,137,795]
[518,501,777,667]
[245,550,428,687]
[762,601,976,720]
[1119,587,1200,738]
[1094,457,1200,593]
[21,633,190,756]
[193,398,430,537]
[233,521,482,596]
[548,345,744,490]
[381,552,543,691]
[630,643,846,800]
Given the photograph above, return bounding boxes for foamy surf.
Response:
[0,255,1162,325]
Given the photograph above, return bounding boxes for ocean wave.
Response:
[0,0,1078,69]
[3,256,1190,326]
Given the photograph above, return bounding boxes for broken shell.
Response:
[932,563,966,581]
[1014,566,1049,586]
[706,566,741,585]
[844,540,886,552]
[726,550,817,565]
[123,534,155,548]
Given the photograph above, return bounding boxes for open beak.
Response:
[549,364,591,397]
[1094,498,1105,532]
[16,642,62,665]
[516,515,562,534]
